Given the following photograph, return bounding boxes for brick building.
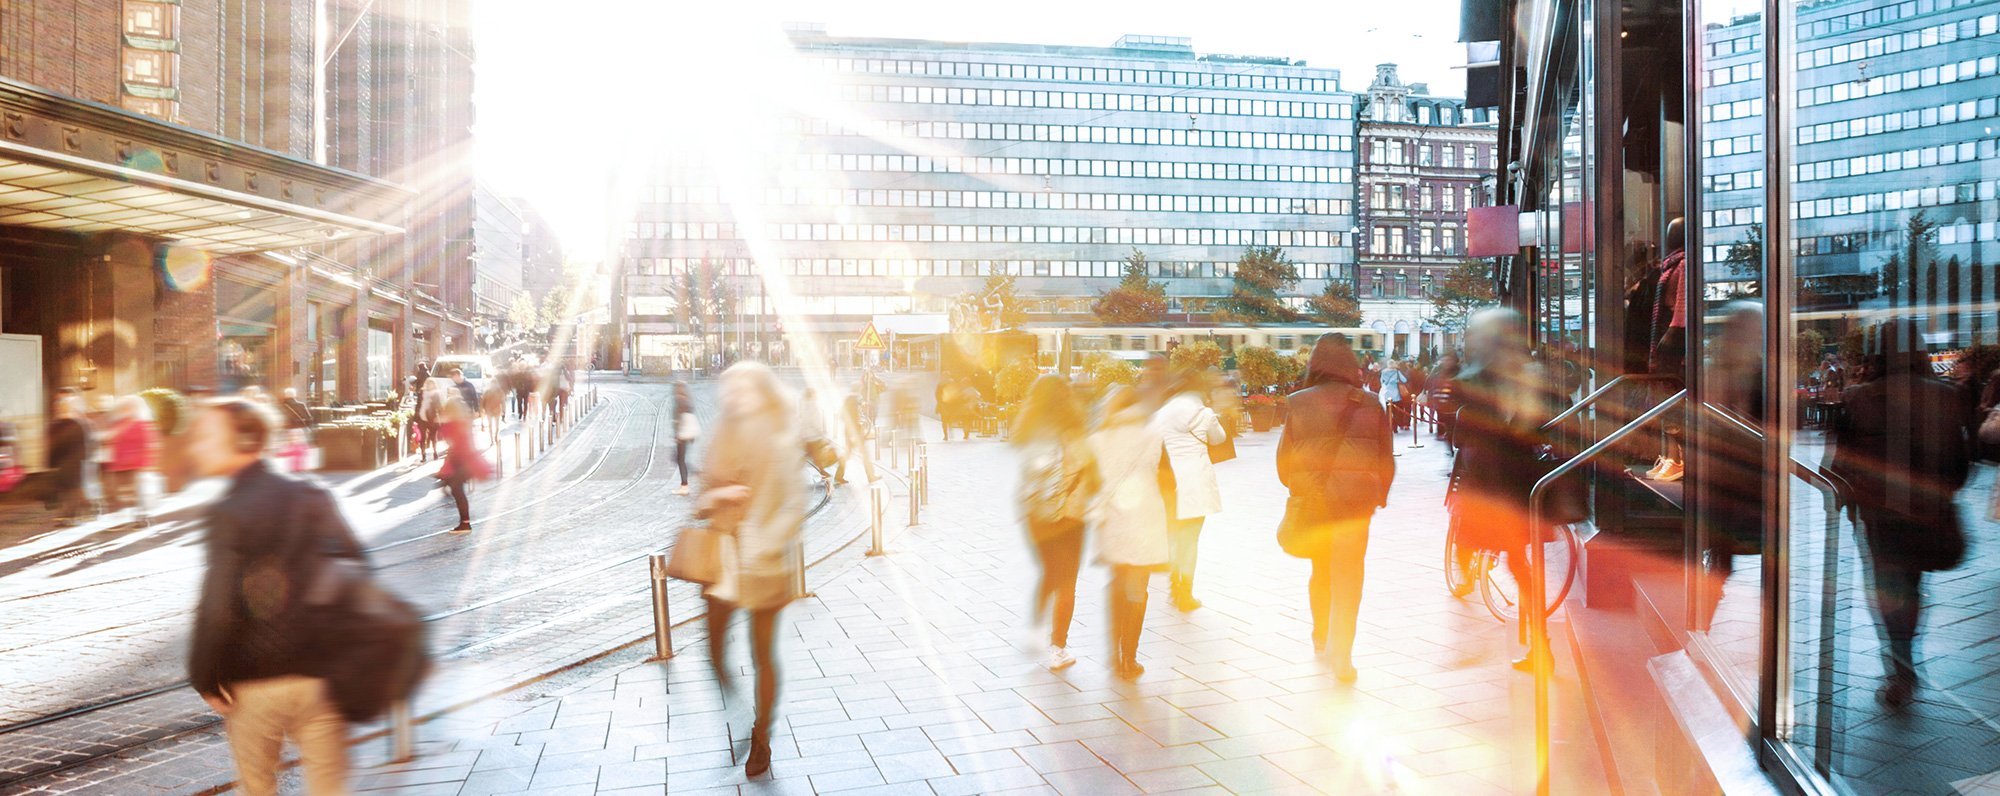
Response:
[0,0,478,465]
[1354,63,1497,356]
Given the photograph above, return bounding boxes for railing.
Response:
[1540,373,1681,432]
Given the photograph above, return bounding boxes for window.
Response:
[1389,227,1407,255]
[1371,139,1387,164]
[1389,185,1406,209]
[1442,186,1455,211]
[1442,147,1457,168]
[123,49,171,86]
[1442,227,1457,253]
[1388,141,1406,165]
[1371,184,1386,209]
[1419,144,1433,166]
[1465,145,1479,168]
[124,1,173,37]
[1371,226,1387,252]
[1421,185,1434,210]
[1420,227,1434,254]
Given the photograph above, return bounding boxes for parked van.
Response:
[430,354,495,395]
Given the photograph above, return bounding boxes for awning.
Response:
[0,77,407,253]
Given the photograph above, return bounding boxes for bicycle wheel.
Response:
[1444,517,1477,598]
[1478,524,1582,624]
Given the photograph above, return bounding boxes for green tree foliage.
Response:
[1081,351,1139,396]
[956,273,1028,332]
[507,293,538,330]
[1881,255,1902,306]
[1796,328,1828,377]
[1306,279,1364,327]
[1214,247,1300,324]
[1237,345,1304,393]
[1723,224,1764,299]
[667,256,736,330]
[1169,340,1224,373]
[1092,249,1170,324]
[1427,260,1499,333]
[539,282,574,328]
[995,357,1039,404]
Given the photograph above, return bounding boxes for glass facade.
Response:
[1490,0,2000,791]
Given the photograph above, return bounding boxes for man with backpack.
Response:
[186,400,425,795]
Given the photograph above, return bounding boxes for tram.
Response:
[1026,325,1387,368]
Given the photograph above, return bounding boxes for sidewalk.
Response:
[337,422,1612,796]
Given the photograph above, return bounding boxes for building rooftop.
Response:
[784,25,1333,75]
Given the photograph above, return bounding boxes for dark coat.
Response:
[1278,339,1396,525]
[46,417,92,490]
[1447,366,1557,551]
[190,461,367,696]
[1832,367,1974,571]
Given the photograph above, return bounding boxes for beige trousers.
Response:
[221,675,350,796]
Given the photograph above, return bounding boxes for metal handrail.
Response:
[1692,401,1849,510]
[1541,374,1680,431]
[1525,389,1687,796]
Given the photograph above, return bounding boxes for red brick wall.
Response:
[156,273,218,392]
[0,0,122,105]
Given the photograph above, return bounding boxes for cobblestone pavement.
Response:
[78,415,1615,796]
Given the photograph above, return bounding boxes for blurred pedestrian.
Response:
[103,395,160,519]
[696,362,804,778]
[1157,368,1227,611]
[1446,308,1557,671]
[47,393,98,525]
[186,400,355,796]
[1208,369,1244,438]
[673,382,697,495]
[1278,336,1396,681]
[437,399,488,533]
[1088,386,1165,679]
[800,386,836,480]
[1380,360,1409,431]
[837,391,871,484]
[1832,318,1975,708]
[448,368,479,415]
[1012,375,1099,671]
[511,360,534,420]
[280,389,315,472]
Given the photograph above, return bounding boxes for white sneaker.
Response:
[1046,646,1076,671]
[674,485,690,495]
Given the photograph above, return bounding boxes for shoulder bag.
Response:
[1277,393,1368,558]
[295,486,429,724]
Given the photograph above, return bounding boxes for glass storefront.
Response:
[1493,0,2000,791]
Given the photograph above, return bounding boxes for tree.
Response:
[1214,246,1301,324]
[538,282,574,328]
[1237,345,1304,393]
[1306,280,1363,327]
[1881,254,1903,306]
[1722,224,1764,299]
[1092,249,1170,324]
[666,256,737,359]
[953,273,1028,332]
[1169,340,1224,373]
[1427,260,1499,333]
[507,293,538,331]
[1080,351,1139,396]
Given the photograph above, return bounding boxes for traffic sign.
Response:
[856,323,887,350]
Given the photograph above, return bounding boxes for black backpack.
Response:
[292,485,430,723]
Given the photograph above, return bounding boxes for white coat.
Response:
[699,410,804,611]
[1088,405,1170,567]
[1155,392,1226,519]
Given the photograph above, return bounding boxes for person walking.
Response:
[695,362,804,778]
[1832,318,1975,708]
[673,382,698,496]
[1446,308,1557,671]
[836,391,871,484]
[1380,360,1409,431]
[448,368,480,416]
[1011,375,1099,671]
[1088,386,1166,679]
[1277,336,1396,681]
[1156,369,1227,611]
[186,400,356,796]
[103,396,160,519]
[799,387,835,480]
[46,393,98,525]
[438,399,489,533]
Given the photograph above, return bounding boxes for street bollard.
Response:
[648,554,674,660]
[867,482,887,556]
[390,700,414,762]
[791,535,811,599]
[916,444,929,506]
[1408,406,1426,449]
[909,472,920,527]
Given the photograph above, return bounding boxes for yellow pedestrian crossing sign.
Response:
[856,323,887,350]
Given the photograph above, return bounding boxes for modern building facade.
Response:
[1468,0,2000,791]
[472,183,528,325]
[1353,63,1497,355]
[0,0,478,466]
[517,200,566,305]
[614,26,1357,369]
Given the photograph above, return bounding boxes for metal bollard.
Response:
[916,444,929,506]
[390,700,414,762]
[867,482,887,556]
[648,554,674,660]
[791,535,811,599]
[1408,407,1426,449]
[909,473,920,526]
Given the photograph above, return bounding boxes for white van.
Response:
[430,354,494,395]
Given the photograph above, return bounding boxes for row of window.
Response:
[1701,206,1767,229]
[628,221,1349,250]
[1704,168,1765,193]
[1705,31,1763,58]
[781,116,1354,152]
[1796,13,1995,72]
[1367,224,1463,256]
[1701,132,1765,158]
[1797,94,1995,145]
[1800,0,1966,41]
[1792,219,1993,258]
[802,55,1340,95]
[1369,183,1478,212]
[668,186,1357,217]
[1365,139,1489,169]
[835,82,1354,120]
[1797,56,1998,108]
[1702,97,1765,123]
[1794,138,1995,183]
[626,257,1345,281]
[1792,177,1991,219]
[764,151,1353,184]
[1706,61,1765,88]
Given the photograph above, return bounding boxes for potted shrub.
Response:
[1245,394,1278,432]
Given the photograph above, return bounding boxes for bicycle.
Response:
[1444,514,1582,623]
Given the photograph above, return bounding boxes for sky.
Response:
[471,0,1467,261]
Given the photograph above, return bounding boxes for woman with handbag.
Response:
[1277,336,1396,681]
[672,382,697,495]
[1012,375,1098,671]
[695,362,803,777]
[1156,368,1228,611]
[1446,308,1558,671]
[1089,386,1166,679]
